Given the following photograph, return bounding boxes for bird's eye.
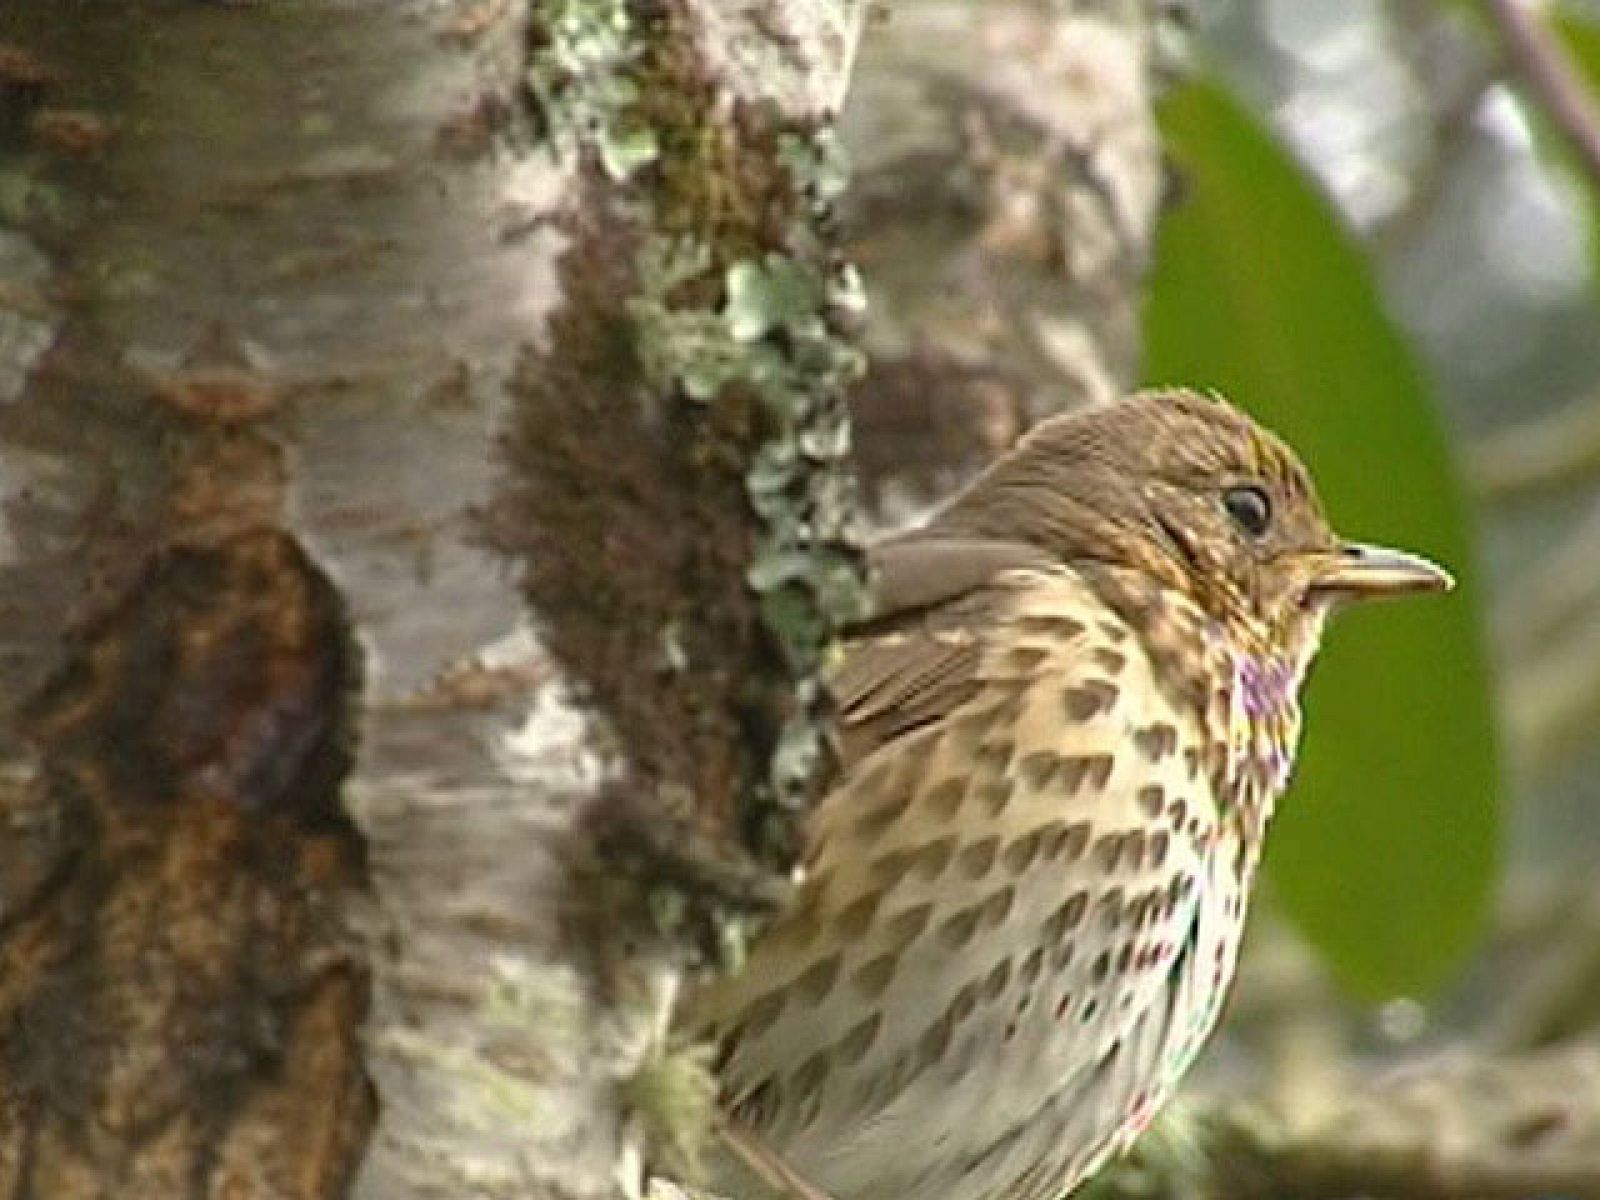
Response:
[1223,485,1272,536]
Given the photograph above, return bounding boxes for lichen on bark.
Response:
[494,0,869,932]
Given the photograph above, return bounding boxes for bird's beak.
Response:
[1305,541,1455,602]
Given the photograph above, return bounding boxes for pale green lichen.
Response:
[634,231,868,821]
[621,1040,719,1182]
[528,0,659,181]
[523,3,873,1185]
[529,0,868,871]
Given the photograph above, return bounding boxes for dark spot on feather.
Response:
[853,953,898,999]
[852,791,912,839]
[982,958,1012,1001]
[981,886,1015,927]
[792,1050,830,1108]
[973,688,1027,729]
[885,902,932,949]
[916,1010,955,1068]
[800,1090,822,1128]
[1002,830,1042,875]
[959,836,999,879]
[973,777,1013,816]
[1098,887,1125,930]
[973,739,1014,773]
[1090,952,1110,983]
[1063,679,1118,722]
[744,988,788,1039]
[1020,946,1044,984]
[796,954,841,1004]
[952,981,980,1023]
[1091,647,1126,675]
[1123,829,1147,869]
[1043,891,1089,943]
[839,1013,881,1059]
[1061,753,1114,793]
[938,905,982,950]
[1136,783,1164,818]
[1044,820,1090,863]
[835,890,884,938]
[1133,722,1178,762]
[1094,831,1127,874]
[922,777,966,820]
[1005,644,1050,674]
[1207,742,1231,781]
[1149,830,1170,868]
[1016,615,1085,641]
[869,847,916,889]
[734,1077,780,1131]
[714,1020,746,1073]
[914,835,956,880]
[1018,750,1061,791]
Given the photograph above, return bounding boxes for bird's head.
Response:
[934,388,1452,667]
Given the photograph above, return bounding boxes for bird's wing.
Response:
[833,534,1054,767]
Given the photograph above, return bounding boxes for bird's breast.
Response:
[690,568,1268,1200]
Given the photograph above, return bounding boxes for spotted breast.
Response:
[685,562,1270,1200]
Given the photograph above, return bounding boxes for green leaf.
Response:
[1143,80,1502,998]
[1552,11,1600,288]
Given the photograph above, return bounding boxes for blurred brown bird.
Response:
[681,388,1452,1200]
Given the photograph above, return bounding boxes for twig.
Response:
[1487,0,1600,194]
[1203,1046,1600,1200]
[1505,605,1600,777]
[1370,3,1498,255]
[1467,385,1600,499]
[1492,501,1600,656]
[1486,901,1600,1050]
[717,1115,835,1200]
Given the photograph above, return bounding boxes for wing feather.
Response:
[832,534,1052,768]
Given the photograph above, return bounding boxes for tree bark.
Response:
[844,0,1165,511]
[0,1,1161,1198]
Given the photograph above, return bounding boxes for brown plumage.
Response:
[681,389,1451,1200]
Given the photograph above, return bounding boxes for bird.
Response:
[677,388,1453,1200]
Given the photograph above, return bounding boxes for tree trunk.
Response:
[0,2,1160,1198]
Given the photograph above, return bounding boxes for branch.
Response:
[1467,385,1600,499]
[1492,501,1600,655]
[1370,3,1498,255]
[1504,605,1600,778]
[1214,1046,1600,1200]
[1487,0,1600,194]
[1089,1046,1600,1200]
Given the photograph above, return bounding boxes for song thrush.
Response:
[680,388,1452,1200]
